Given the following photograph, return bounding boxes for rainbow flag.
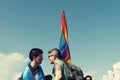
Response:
[59,10,71,64]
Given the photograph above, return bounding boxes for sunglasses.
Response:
[48,55,55,58]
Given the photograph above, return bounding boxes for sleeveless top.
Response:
[52,60,67,80]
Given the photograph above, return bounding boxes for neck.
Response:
[30,61,38,69]
[54,58,60,62]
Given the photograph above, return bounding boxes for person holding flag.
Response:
[48,10,71,80]
[48,48,67,80]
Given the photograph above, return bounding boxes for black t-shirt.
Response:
[28,63,39,75]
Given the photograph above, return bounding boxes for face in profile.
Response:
[34,54,43,64]
[48,50,57,64]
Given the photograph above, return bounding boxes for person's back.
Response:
[63,61,84,80]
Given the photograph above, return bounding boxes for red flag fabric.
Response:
[59,10,71,64]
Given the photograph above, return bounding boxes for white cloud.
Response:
[0,52,28,80]
[113,61,120,69]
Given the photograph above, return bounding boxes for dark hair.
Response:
[48,48,62,59]
[84,75,92,80]
[45,74,52,80]
[29,48,43,61]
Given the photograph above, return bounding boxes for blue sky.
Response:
[0,0,120,80]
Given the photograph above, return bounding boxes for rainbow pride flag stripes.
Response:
[59,10,71,64]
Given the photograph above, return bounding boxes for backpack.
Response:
[63,61,84,80]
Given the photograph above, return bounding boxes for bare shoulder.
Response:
[54,60,62,70]
[54,60,62,66]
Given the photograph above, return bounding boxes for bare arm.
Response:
[54,62,62,80]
